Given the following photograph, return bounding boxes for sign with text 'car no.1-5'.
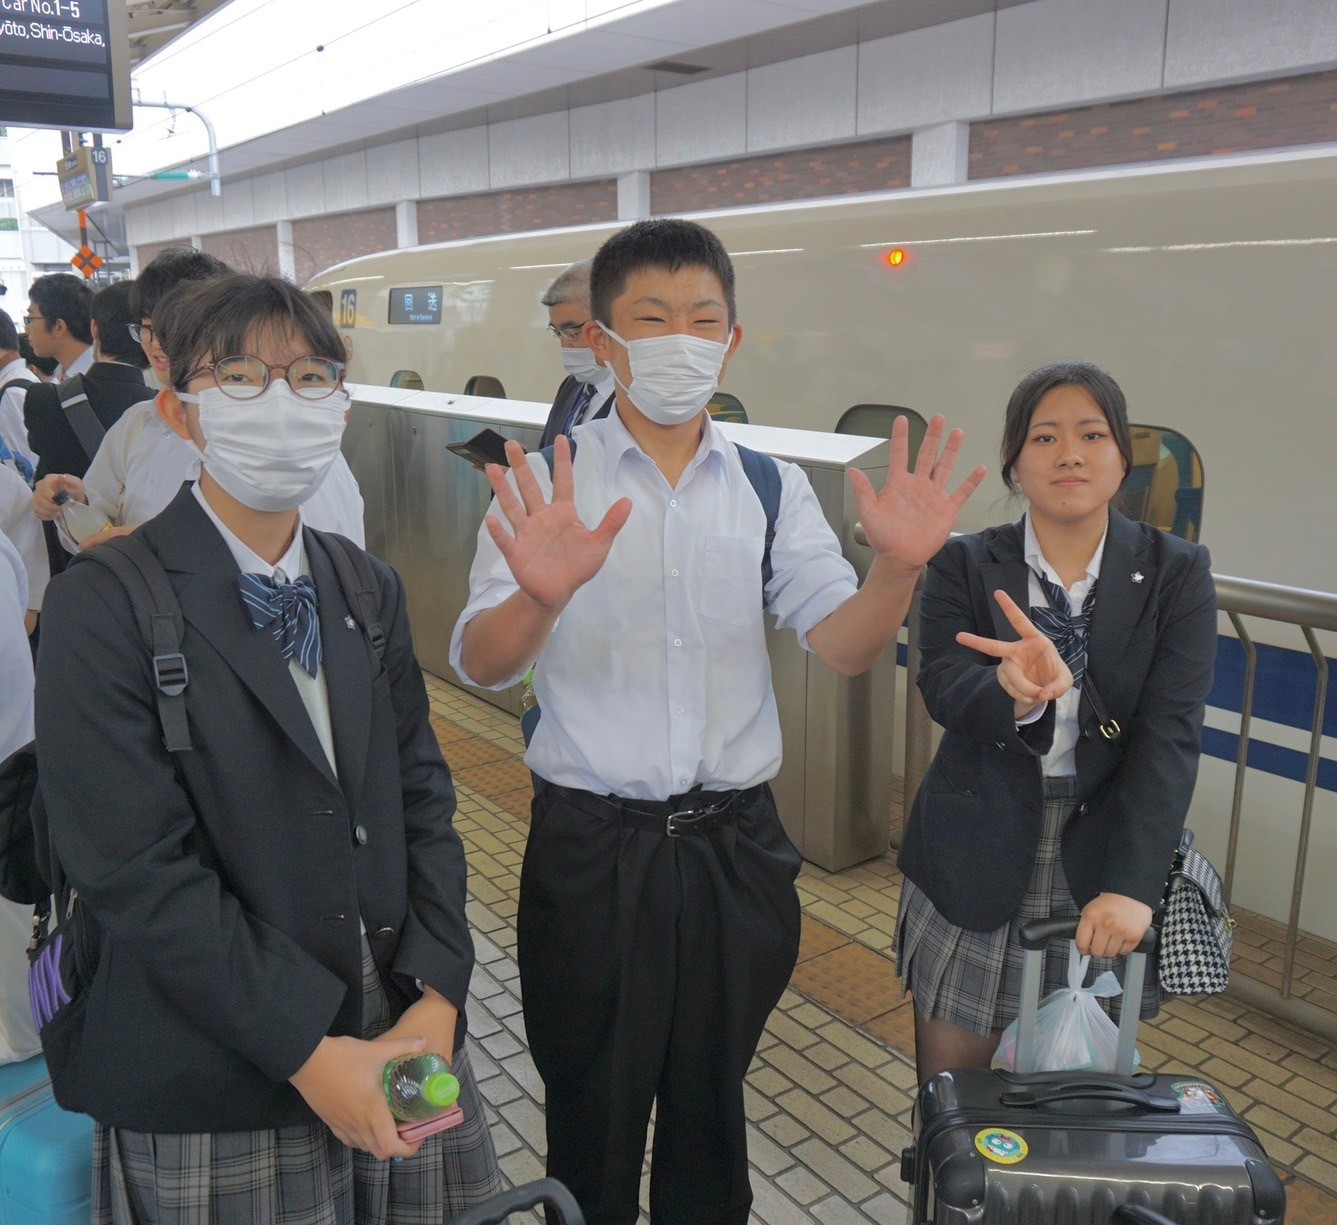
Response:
[0,0,133,132]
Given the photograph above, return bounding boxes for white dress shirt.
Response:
[0,357,36,472]
[53,346,94,385]
[0,464,48,611]
[71,399,366,551]
[189,483,337,774]
[451,410,859,800]
[1021,513,1107,777]
[0,531,41,1063]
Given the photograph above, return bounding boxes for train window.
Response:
[463,375,506,398]
[389,370,425,390]
[836,404,929,463]
[1116,424,1204,543]
[387,287,443,325]
[707,392,748,424]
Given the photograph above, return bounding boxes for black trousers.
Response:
[517,780,802,1225]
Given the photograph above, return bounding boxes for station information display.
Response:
[0,0,133,131]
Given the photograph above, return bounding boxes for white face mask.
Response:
[600,325,729,426]
[180,381,349,512]
[559,346,604,386]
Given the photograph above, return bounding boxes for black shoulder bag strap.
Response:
[1080,673,1122,743]
[308,529,386,660]
[57,375,108,468]
[70,535,192,753]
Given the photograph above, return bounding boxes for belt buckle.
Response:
[665,807,703,837]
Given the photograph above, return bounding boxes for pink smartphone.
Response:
[397,1105,465,1144]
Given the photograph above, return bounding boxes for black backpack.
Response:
[0,528,388,910]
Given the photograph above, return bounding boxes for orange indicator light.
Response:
[886,248,906,267]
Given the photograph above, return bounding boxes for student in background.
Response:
[22,274,94,387]
[36,274,501,1224]
[22,281,154,482]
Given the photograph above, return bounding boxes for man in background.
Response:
[538,259,614,449]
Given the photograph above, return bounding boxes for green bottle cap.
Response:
[422,1072,460,1109]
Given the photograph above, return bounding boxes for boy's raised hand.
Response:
[483,435,631,612]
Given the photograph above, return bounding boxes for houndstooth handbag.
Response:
[1158,830,1234,994]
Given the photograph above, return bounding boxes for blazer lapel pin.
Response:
[344,614,357,629]
[1131,571,1144,584]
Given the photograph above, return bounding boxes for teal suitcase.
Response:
[0,1054,93,1224]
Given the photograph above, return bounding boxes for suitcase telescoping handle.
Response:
[1014,917,1157,1078]
[451,1177,586,1225]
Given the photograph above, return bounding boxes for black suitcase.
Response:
[901,917,1286,1224]
[452,1177,585,1224]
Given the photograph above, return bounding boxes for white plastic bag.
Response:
[992,943,1139,1073]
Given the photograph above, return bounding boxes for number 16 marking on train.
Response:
[339,289,357,328]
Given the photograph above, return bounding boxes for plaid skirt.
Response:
[896,775,1161,1037]
[93,937,502,1225]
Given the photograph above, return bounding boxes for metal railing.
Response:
[899,569,1337,1041]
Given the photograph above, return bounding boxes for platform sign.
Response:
[56,145,112,210]
[0,0,133,132]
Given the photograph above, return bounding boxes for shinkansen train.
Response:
[311,146,1337,945]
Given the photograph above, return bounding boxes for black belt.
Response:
[545,782,765,837]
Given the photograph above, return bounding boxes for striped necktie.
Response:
[564,383,595,440]
[238,571,322,677]
[1029,568,1097,689]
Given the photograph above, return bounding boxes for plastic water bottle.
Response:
[382,1053,460,1123]
[52,490,111,545]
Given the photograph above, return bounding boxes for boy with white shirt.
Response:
[452,218,986,1225]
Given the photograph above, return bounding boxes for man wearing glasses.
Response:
[23,273,94,386]
[538,259,615,449]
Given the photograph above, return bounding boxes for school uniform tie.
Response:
[1029,568,1097,689]
[238,571,322,677]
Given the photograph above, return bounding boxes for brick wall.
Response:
[650,136,912,215]
[970,67,1337,178]
[199,225,280,275]
[292,207,397,284]
[417,180,617,244]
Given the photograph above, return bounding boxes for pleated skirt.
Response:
[896,775,1161,1037]
[93,939,502,1225]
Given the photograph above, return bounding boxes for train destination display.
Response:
[0,0,133,131]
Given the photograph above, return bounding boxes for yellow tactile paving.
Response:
[424,670,1337,1219]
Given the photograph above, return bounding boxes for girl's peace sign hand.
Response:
[956,589,1073,719]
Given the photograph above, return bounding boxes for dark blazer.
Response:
[539,375,614,449]
[897,510,1216,932]
[25,361,155,480]
[33,486,472,1132]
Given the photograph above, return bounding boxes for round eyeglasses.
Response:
[545,321,589,341]
[179,355,347,400]
[128,322,155,344]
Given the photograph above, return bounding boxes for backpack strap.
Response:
[308,529,386,660]
[71,535,192,753]
[734,443,782,593]
[56,375,108,468]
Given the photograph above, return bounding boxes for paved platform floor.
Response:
[426,674,1337,1223]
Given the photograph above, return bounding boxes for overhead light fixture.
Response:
[646,60,709,75]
